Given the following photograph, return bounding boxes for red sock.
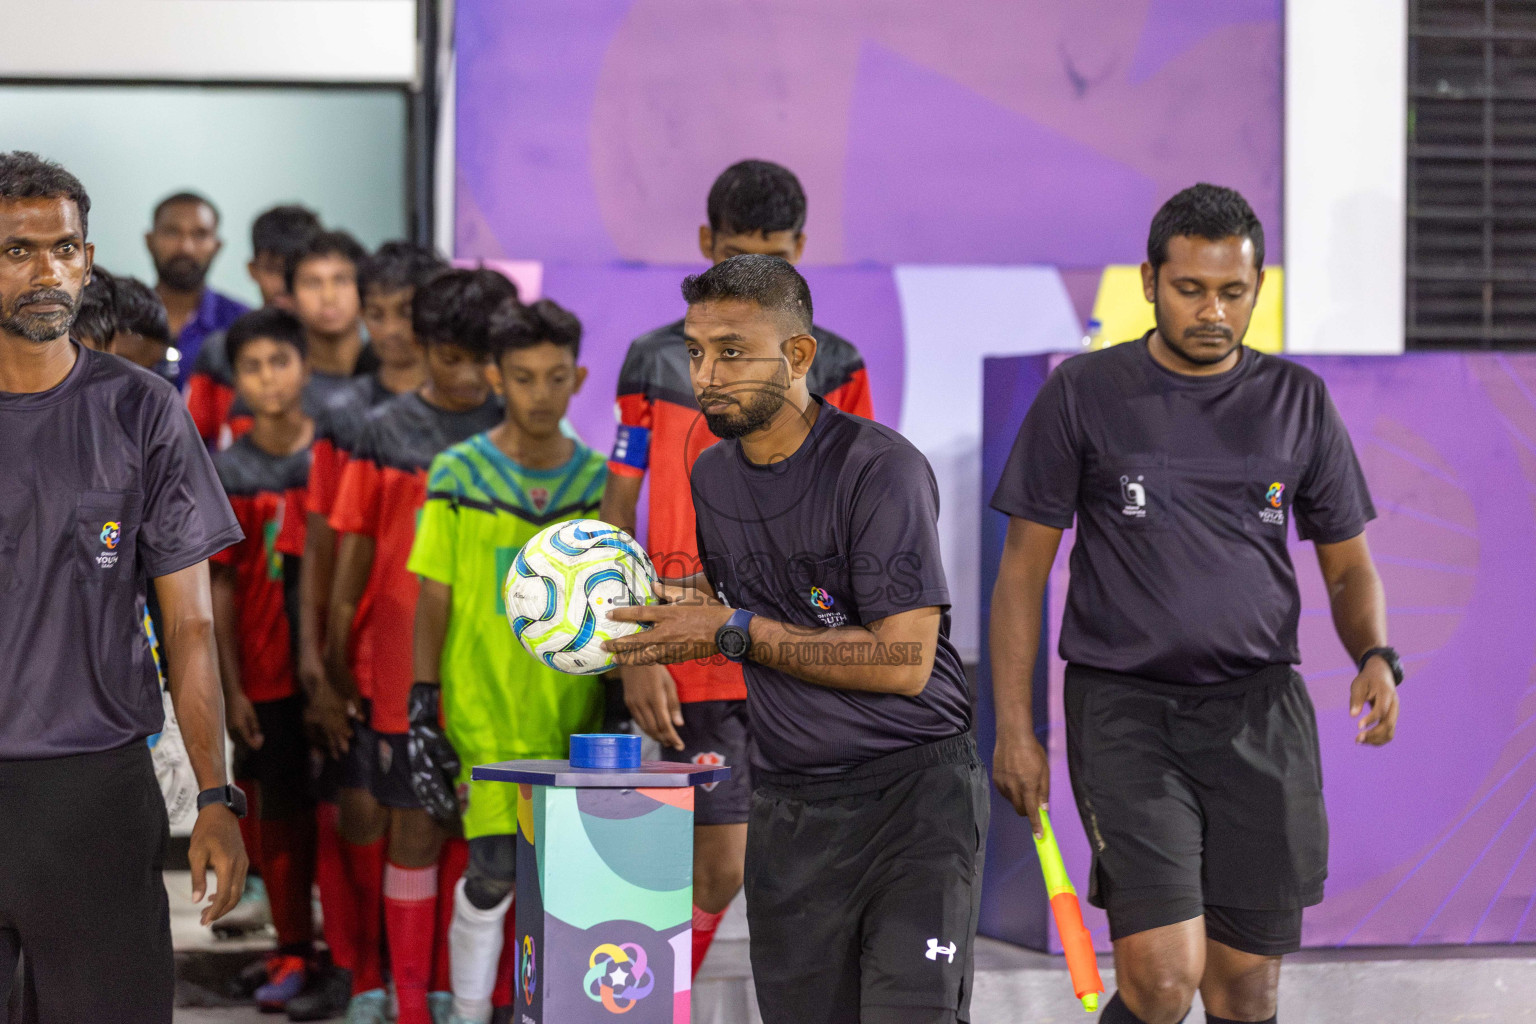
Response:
[491,898,517,1008]
[259,814,318,949]
[691,905,725,978]
[314,803,357,971]
[342,836,386,994]
[385,862,438,1024]
[432,838,469,993]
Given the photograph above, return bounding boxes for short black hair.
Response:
[74,267,118,346]
[111,276,170,345]
[488,297,582,361]
[251,204,321,260]
[412,267,520,357]
[152,191,218,227]
[1147,183,1265,274]
[0,151,91,237]
[358,241,448,300]
[681,254,812,334]
[707,160,806,237]
[226,307,308,368]
[285,229,367,292]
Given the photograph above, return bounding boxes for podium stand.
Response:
[473,736,730,1024]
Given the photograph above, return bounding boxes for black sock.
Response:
[1100,992,1149,1024]
[1206,1016,1275,1024]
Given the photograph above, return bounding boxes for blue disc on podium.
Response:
[569,732,641,770]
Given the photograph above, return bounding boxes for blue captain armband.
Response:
[610,424,651,471]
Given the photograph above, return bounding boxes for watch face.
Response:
[718,627,749,660]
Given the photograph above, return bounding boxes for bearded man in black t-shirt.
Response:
[607,255,985,1024]
[0,152,249,1022]
[989,184,1401,1024]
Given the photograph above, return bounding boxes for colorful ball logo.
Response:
[809,586,834,610]
[583,941,654,1014]
[520,934,537,1006]
[1266,482,1285,509]
[100,521,121,550]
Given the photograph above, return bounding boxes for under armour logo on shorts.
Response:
[925,938,955,963]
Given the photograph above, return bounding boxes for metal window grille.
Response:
[1408,0,1536,348]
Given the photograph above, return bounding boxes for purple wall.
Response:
[980,353,1536,950]
[454,0,1283,267]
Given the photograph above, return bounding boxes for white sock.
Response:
[449,877,511,1023]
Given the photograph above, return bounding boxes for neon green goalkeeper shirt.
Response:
[407,431,608,838]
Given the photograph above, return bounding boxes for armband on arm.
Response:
[609,424,652,473]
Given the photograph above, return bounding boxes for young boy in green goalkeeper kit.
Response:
[405,297,607,1024]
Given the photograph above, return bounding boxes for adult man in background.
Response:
[989,184,1401,1024]
[0,151,249,1022]
[600,159,873,975]
[144,191,248,386]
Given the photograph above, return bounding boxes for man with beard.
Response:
[0,151,249,1021]
[988,184,1399,1024]
[145,191,248,386]
[605,255,985,1024]
[600,159,873,977]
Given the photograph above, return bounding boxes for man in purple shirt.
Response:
[1,151,249,1022]
[144,191,248,386]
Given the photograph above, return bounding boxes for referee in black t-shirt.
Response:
[990,185,1400,1024]
[606,255,986,1024]
[0,152,249,1023]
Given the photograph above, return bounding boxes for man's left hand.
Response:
[605,581,732,666]
[189,804,249,926]
[1350,656,1400,746]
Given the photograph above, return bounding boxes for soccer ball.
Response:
[504,519,659,675]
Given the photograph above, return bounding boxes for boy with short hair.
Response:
[108,275,177,385]
[280,241,447,1023]
[328,268,516,1024]
[209,308,318,1011]
[407,298,607,1024]
[188,204,321,444]
[71,265,118,350]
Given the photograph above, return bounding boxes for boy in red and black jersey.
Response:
[278,241,447,1022]
[188,205,321,445]
[209,308,317,1011]
[599,159,874,976]
[327,268,513,1024]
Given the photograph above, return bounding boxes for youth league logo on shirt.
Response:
[1260,481,1287,526]
[808,586,847,627]
[96,521,122,568]
[1119,475,1147,518]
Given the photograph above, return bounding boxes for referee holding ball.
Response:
[989,184,1400,1024]
[607,254,984,1024]
[0,152,248,1022]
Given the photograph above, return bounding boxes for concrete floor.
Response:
[168,872,1536,1023]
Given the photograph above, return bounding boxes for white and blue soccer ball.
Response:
[504,519,659,675]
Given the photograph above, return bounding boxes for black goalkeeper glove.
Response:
[406,683,462,826]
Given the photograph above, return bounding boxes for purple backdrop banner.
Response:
[979,352,1536,950]
[454,0,1282,267]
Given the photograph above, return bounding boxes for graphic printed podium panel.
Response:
[473,754,729,1024]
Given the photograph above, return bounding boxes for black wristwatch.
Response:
[715,608,756,663]
[197,784,248,819]
[1357,646,1404,687]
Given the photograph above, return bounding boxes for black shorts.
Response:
[659,699,753,826]
[1064,663,1327,956]
[0,743,174,1023]
[234,696,314,821]
[370,730,421,810]
[463,834,516,907]
[745,734,988,1024]
[314,713,376,803]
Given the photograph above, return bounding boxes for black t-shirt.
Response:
[990,336,1375,684]
[691,400,971,776]
[0,345,243,759]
